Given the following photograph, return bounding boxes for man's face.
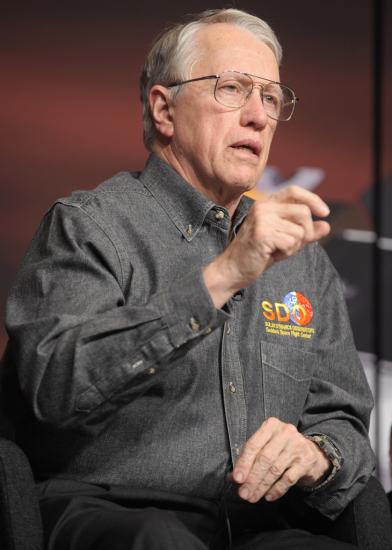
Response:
[162,23,280,205]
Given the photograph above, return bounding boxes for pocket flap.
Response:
[261,341,315,381]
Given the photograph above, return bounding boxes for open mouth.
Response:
[230,141,261,157]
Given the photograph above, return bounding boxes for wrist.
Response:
[203,255,242,309]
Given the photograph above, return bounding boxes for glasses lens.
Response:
[214,71,296,121]
[214,71,252,108]
[261,82,296,121]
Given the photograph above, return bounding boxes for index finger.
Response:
[268,185,330,219]
[232,423,273,484]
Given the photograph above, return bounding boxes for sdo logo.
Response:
[261,291,313,327]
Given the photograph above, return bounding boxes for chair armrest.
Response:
[328,476,392,549]
[284,476,392,549]
[0,436,43,550]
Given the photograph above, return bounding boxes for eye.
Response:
[263,92,280,107]
[261,85,284,117]
[217,80,243,95]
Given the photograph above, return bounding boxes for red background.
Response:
[0,0,390,360]
[1,0,391,353]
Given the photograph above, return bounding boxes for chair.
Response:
[0,436,43,550]
[0,433,391,550]
[285,475,392,549]
[326,476,392,548]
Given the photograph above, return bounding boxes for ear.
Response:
[149,85,174,139]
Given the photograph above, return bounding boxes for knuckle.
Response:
[297,225,306,240]
[238,445,258,466]
[259,478,272,491]
[265,416,280,428]
[270,463,284,478]
[298,204,311,217]
[287,185,302,198]
[257,451,274,467]
[282,471,297,486]
[237,454,252,469]
[283,423,298,436]
[285,236,297,251]
[246,438,262,455]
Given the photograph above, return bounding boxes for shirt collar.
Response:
[139,153,254,241]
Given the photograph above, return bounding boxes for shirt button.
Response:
[148,367,156,375]
[229,382,236,393]
[186,224,193,236]
[233,444,241,456]
[189,317,200,332]
[233,290,244,301]
[215,210,225,220]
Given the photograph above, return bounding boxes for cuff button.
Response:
[189,317,201,332]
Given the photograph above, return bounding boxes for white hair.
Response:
[139,8,283,149]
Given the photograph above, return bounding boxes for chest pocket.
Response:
[260,341,316,426]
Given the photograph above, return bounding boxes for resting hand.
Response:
[232,417,331,503]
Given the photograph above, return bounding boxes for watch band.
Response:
[304,434,344,490]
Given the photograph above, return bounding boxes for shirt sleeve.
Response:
[298,244,376,519]
[5,202,227,430]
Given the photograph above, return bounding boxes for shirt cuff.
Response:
[152,268,229,349]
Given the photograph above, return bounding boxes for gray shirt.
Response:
[4,154,375,519]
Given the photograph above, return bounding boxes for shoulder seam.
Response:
[56,202,125,290]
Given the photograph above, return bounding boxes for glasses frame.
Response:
[167,70,299,122]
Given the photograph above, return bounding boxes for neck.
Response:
[152,144,244,217]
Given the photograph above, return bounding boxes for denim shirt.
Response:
[4,154,375,519]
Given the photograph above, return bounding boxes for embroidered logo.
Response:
[261,291,315,339]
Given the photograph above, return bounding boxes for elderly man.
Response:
[3,8,374,550]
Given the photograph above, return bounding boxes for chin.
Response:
[231,171,259,191]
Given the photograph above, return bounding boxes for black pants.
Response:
[39,485,358,550]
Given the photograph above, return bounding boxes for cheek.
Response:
[263,126,277,155]
[207,118,237,154]
[197,122,226,159]
[188,111,218,146]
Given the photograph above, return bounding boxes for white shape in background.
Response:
[343,229,392,250]
[361,352,392,492]
[340,278,360,301]
[258,166,325,193]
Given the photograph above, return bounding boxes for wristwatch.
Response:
[304,434,344,490]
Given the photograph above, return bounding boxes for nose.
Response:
[239,85,269,130]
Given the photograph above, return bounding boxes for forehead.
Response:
[192,23,280,81]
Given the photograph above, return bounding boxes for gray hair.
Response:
[139,8,283,150]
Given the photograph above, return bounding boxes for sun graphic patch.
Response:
[261,291,315,340]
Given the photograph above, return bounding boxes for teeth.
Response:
[234,145,255,153]
[235,145,252,151]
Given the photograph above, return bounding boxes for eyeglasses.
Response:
[167,70,298,122]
